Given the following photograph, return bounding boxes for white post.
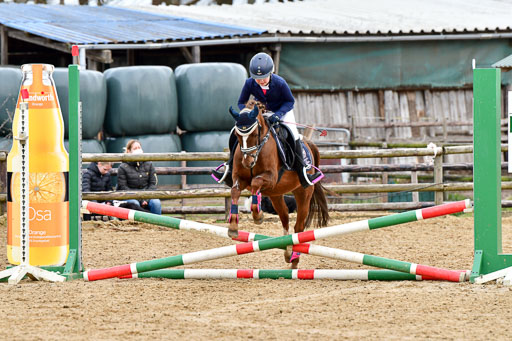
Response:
[18,101,29,266]
[79,47,87,70]
[508,91,512,173]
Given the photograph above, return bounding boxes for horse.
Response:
[227,100,329,268]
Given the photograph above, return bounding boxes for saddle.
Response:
[270,123,296,170]
[270,122,314,170]
[222,121,313,185]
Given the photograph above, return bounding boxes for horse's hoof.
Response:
[284,246,293,263]
[291,261,299,270]
[254,217,264,225]
[228,229,239,238]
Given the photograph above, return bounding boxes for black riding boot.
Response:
[211,131,238,188]
[294,140,323,188]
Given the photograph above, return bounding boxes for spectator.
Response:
[82,161,113,221]
[117,139,162,215]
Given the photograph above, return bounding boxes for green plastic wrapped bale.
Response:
[181,131,230,184]
[53,68,107,139]
[175,63,246,132]
[104,66,178,136]
[106,134,181,186]
[65,139,106,154]
[0,67,22,137]
[0,137,13,151]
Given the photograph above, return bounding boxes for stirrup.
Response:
[211,163,230,184]
[303,165,325,186]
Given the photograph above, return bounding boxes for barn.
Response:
[1,0,512,168]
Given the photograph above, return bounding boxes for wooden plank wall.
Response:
[293,88,506,169]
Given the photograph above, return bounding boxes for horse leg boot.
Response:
[228,183,242,238]
[293,140,323,188]
[211,131,238,188]
[250,190,264,225]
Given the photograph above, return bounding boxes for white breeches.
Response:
[280,109,301,141]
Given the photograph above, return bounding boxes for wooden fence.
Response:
[0,144,510,214]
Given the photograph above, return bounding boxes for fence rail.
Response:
[1,144,509,213]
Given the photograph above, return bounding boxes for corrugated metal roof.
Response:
[124,0,512,36]
[493,55,512,70]
[0,3,265,45]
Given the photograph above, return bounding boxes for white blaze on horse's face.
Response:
[231,106,262,168]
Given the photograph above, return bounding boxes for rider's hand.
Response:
[268,114,280,124]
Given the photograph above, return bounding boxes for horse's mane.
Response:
[245,99,266,113]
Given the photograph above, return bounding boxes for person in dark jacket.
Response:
[82,161,113,221]
[117,139,162,215]
[83,161,113,193]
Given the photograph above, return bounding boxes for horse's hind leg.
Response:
[288,187,314,269]
[268,196,294,265]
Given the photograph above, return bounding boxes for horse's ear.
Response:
[229,106,240,120]
[248,106,259,120]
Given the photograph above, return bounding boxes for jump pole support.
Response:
[64,62,83,279]
[83,200,471,282]
[471,67,512,283]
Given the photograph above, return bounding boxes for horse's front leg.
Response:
[249,174,273,224]
[228,179,245,238]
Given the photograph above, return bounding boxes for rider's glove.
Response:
[268,114,281,124]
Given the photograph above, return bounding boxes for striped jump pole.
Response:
[293,243,469,281]
[83,199,471,282]
[82,201,268,243]
[84,201,469,281]
[121,269,432,281]
[83,199,470,244]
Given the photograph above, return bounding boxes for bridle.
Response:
[234,114,272,169]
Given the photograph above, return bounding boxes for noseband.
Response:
[234,119,271,169]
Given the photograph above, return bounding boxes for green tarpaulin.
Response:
[280,40,512,90]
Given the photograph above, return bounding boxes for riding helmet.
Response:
[249,52,274,79]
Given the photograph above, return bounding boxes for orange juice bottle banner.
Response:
[7,64,69,266]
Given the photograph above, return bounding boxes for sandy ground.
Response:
[1,210,512,341]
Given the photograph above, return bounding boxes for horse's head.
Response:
[229,100,269,169]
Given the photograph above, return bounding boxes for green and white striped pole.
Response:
[82,200,269,242]
[122,269,430,281]
[83,200,471,282]
[84,201,468,281]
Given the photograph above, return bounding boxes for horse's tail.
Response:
[305,142,330,228]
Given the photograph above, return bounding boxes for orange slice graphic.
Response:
[11,172,66,203]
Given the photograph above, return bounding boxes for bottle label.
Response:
[7,202,69,247]
[7,171,69,247]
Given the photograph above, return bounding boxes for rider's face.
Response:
[255,76,270,86]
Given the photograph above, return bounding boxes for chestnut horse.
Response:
[228,100,329,268]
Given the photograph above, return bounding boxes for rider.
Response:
[212,52,322,188]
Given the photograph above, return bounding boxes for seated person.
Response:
[116,139,162,215]
[82,161,113,221]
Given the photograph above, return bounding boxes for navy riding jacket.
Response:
[237,74,295,118]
